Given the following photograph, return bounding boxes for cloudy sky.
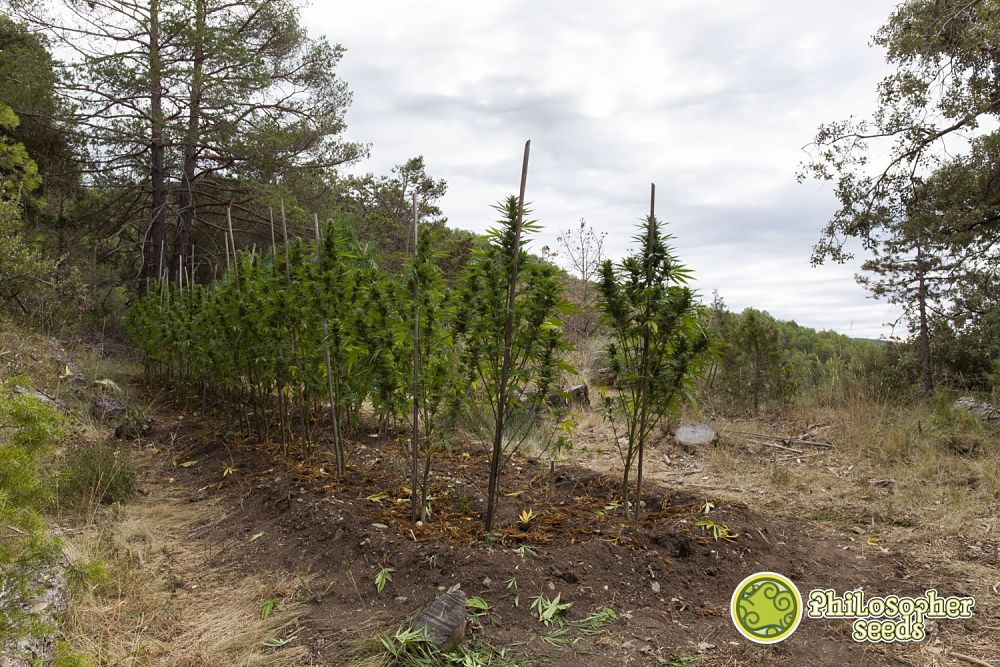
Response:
[303,1,904,338]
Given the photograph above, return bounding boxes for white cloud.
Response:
[305,0,901,338]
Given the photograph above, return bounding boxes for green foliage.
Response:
[702,293,907,410]
[465,596,490,616]
[0,378,63,648]
[374,566,395,594]
[597,212,709,515]
[66,560,111,596]
[259,596,280,620]
[801,1,1000,394]
[372,626,514,666]
[52,642,96,667]
[58,442,136,513]
[693,518,738,542]
[530,593,573,626]
[453,197,571,531]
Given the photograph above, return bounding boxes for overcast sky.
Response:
[303,1,904,339]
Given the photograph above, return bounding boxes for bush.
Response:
[58,442,135,513]
[0,378,63,646]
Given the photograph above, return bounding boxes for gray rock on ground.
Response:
[954,396,999,421]
[91,394,126,422]
[566,384,590,407]
[674,423,718,451]
[11,386,66,412]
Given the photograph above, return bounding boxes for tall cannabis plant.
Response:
[597,192,710,521]
[454,196,570,533]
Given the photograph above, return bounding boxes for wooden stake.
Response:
[314,213,344,475]
[411,191,420,524]
[269,206,277,257]
[280,200,291,281]
[158,240,166,302]
[485,139,531,533]
[634,182,655,523]
[227,207,240,289]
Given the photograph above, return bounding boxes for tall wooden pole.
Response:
[315,214,344,475]
[410,191,420,524]
[634,183,655,523]
[485,139,531,533]
[269,207,277,258]
[226,207,240,290]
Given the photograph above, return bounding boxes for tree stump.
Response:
[410,587,467,651]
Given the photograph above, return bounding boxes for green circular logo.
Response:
[730,572,803,644]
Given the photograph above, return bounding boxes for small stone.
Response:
[651,581,661,594]
[482,577,493,588]
[371,523,389,529]
[547,581,555,591]
[394,596,408,603]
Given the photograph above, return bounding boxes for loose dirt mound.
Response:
[147,408,986,666]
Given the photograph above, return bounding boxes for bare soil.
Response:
[132,400,993,667]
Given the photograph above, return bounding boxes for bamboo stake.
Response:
[410,191,420,524]
[276,200,291,456]
[485,139,531,533]
[158,240,166,302]
[227,207,240,289]
[634,182,655,523]
[269,206,277,257]
[315,213,344,475]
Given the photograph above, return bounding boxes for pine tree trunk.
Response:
[143,0,167,291]
[173,0,205,281]
[917,248,932,395]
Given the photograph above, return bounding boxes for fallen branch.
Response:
[945,648,996,667]
[758,442,804,454]
[724,429,835,449]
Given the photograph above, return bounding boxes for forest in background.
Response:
[1,0,998,404]
[2,1,1000,665]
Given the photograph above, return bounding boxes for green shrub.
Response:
[58,442,136,512]
[52,641,96,667]
[65,559,111,596]
[0,377,63,646]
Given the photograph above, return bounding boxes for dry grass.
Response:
[59,485,313,666]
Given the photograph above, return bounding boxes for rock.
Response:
[651,581,661,594]
[91,394,126,422]
[410,587,467,651]
[674,423,717,451]
[546,392,570,409]
[515,387,538,407]
[954,396,999,421]
[93,378,123,393]
[58,361,86,386]
[12,386,65,412]
[592,367,616,387]
[114,415,153,440]
[566,384,590,408]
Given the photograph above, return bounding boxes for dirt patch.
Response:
[132,402,995,667]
